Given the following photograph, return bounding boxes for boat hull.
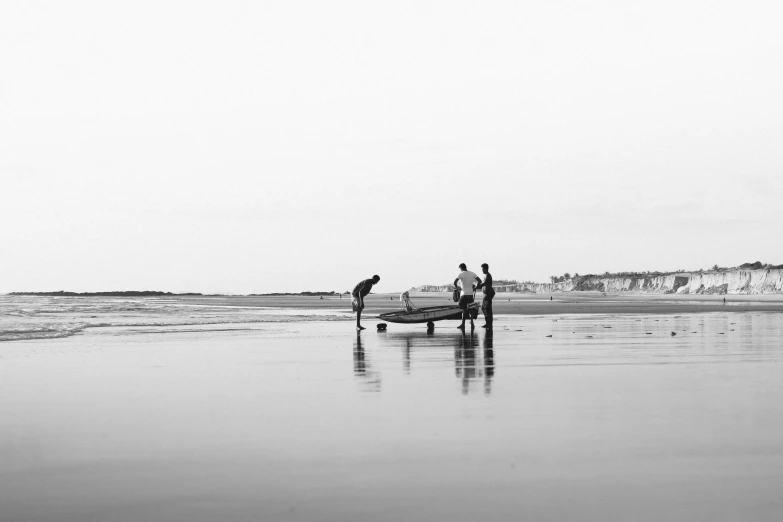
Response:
[377,304,478,324]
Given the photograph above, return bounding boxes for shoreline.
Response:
[155,292,783,317]
[3,293,783,343]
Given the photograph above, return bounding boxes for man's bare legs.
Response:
[457,307,474,330]
[356,310,365,331]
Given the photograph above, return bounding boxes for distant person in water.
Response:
[454,263,481,330]
[477,263,494,329]
[352,275,380,331]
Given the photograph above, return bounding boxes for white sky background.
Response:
[2,0,782,294]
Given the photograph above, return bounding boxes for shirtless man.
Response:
[352,275,380,331]
[477,263,494,328]
[453,263,482,330]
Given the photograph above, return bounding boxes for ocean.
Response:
[0,295,353,342]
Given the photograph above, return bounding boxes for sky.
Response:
[2,0,782,294]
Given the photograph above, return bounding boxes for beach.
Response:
[137,291,783,316]
[2,294,783,521]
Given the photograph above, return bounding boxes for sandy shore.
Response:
[179,291,783,317]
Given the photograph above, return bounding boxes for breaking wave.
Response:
[0,323,89,342]
[0,295,353,342]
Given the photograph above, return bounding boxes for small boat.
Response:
[378,304,478,324]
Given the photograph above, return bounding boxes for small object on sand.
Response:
[546,334,552,338]
[645,332,652,335]
[718,332,724,334]
[670,332,676,336]
[376,323,387,330]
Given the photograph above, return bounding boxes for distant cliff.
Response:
[413,268,783,295]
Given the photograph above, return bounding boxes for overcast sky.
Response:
[2,1,782,294]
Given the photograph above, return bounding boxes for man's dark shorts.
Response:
[458,295,474,310]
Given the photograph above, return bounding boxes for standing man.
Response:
[453,263,482,330]
[477,262,494,329]
[352,275,380,331]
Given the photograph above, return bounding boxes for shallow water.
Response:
[1,312,783,521]
[0,295,353,341]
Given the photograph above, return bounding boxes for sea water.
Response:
[0,295,353,342]
[1,297,782,521]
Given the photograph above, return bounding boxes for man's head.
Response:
[458,263,467,271]
[481,263,489,274]
[372,275,380,284]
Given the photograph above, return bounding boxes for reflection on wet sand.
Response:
[454,331,478,395]
[402,336,411,374]
[484,330,494,396]
[374,329,496,395]
[353,333,381,392]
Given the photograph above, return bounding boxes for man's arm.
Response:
[453,278,460,288]
[356,280,368,301]
[475,276,483,289]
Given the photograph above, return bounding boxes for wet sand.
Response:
[181,291,783,316]
[2,309,783,521]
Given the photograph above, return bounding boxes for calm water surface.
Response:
[2,312,783,521]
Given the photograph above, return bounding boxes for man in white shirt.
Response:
[453,263,482,330]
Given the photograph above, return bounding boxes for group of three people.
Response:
[351,263,495,331]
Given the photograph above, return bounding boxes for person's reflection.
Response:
[353,333,381,392]
[454,331,479,395]
[354,333,366,375]
[370,329,495,396]
[483,330,494,396]
[402,337,412,375]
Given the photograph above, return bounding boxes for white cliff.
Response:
[412,269,783,295]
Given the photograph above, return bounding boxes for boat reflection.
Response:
[375,329,495,395]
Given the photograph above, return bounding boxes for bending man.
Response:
[352,275,380,331]
[453,263,482,330]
